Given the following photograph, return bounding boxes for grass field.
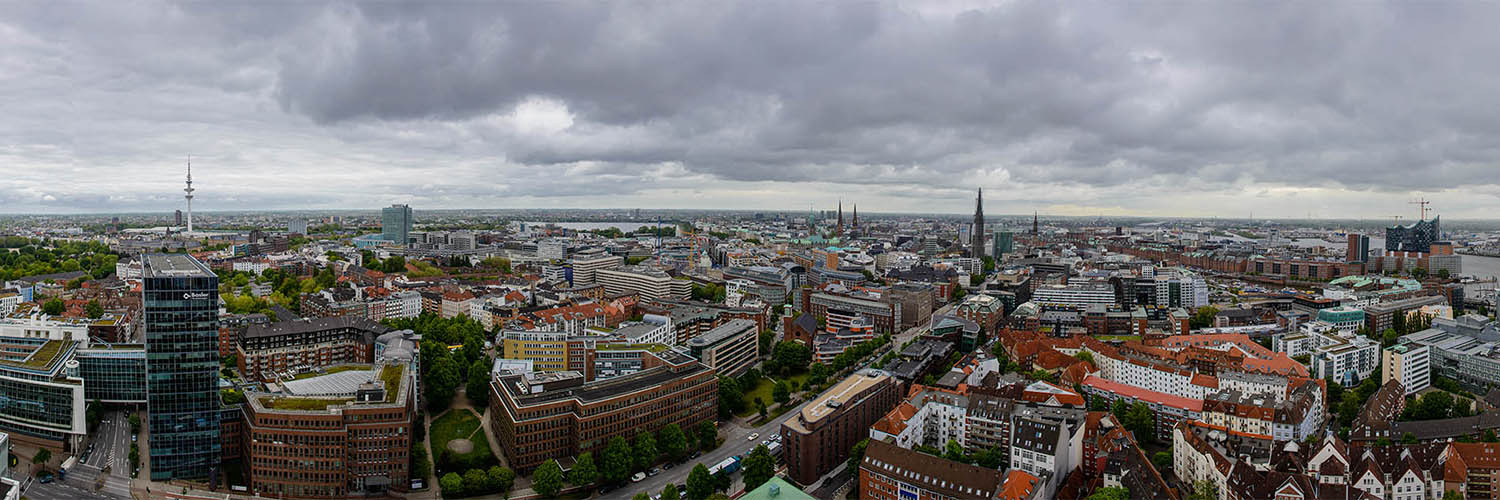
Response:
[737,369,810,417]
[430,409,483,449]
[431,408,499,475]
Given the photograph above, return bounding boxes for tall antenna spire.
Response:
[184,156,195,233]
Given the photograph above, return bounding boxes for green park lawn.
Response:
[430,408,500,474]
[430,408,482,449]
[736,369,811,417]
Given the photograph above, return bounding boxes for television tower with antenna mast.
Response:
[184,157,195,233]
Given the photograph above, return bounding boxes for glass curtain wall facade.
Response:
[143,254,221,481]
[76,347,148,403]
[381,204,412,245]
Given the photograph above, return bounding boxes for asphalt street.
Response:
[599,304,946,500]
[21,476,117,500]
[21,409,136,500]
[603,399,814,499]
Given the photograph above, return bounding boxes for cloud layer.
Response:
[4,1,1500,217]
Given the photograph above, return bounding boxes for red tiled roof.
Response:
[1452,443,1500,469]
[1082,375,1203,412]
[997,470,1039,500]
[1022,381,1086,407]
[1061,361,1096,386]
[1033,349,1079,370]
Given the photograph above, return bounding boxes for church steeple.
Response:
[837,200,844,236]
[972,188,985,259]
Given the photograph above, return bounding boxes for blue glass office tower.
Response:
[381,204,413,245]
[142,254,221,481]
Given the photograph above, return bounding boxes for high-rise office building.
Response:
[143,254,222,480]
[1346,234,1370,263]
[381,204,413,245]
[993,230,1013,258]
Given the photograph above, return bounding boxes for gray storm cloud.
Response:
[3,1,1500,215]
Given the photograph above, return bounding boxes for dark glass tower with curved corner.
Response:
[143,254,221,481]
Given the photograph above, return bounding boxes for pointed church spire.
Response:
[972,188,985,259]
[837,199,844,236]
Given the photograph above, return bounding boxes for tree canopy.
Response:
[742,445,775,491]
[570,451,598,486]
[533,459,564,498]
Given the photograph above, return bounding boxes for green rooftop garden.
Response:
[260,397,350,411]
[258,364,406,411]
[0,340,67,370]
[596,342,670,352]
[380,364,403,403]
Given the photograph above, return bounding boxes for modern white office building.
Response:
[569,249,623,286]
[596,266,690,301]
[1382,343,1430,396]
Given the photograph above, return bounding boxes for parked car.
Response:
[747,432,759,441]
[648,467,662,477]
[631,472,647,483]
[663,463,675,470]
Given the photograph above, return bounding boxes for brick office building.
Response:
[488,347,718,473]
[781,370,901,485]
[240,363,415,498]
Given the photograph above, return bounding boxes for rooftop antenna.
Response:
[184,155,195,233]
[1409,198,1432,221]
[1389,215,1402,226]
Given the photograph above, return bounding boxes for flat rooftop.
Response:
[244,316,391,339]
[0,340,71,372]
[282,366,384,397]
[143,254,214,278]
[255,364,406,412]
[688,319,756,347]
[786,370,889,433]
[503,362,709,407]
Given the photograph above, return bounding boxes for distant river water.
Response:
[523,221,676,234]
[1283,235,1500,294]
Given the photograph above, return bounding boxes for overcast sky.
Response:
[5,2,1500,218]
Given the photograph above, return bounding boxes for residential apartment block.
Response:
[234,316,390,383]
[782,370,901,485]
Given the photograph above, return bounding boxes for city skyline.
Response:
[8,3,1500,218]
